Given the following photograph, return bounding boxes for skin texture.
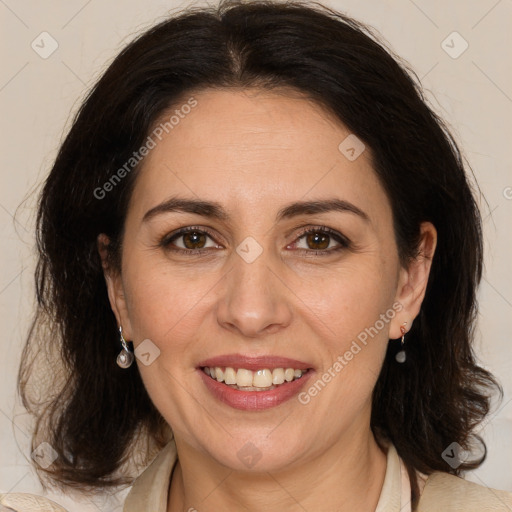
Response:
[99,88,437,511]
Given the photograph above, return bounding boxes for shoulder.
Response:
[0,493,69,511]
[417,471,512,511]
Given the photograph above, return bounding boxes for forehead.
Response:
[127,88,391,227]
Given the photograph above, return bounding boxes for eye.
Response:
[161,227,221,253]
[288,226,350,255]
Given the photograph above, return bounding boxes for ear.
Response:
[389,222,437,339]
[97,234,134,340]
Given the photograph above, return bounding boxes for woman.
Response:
[3,0,511,510]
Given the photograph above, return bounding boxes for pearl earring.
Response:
[116,326,134,368]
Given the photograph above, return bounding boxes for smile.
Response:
[197,355,314,410]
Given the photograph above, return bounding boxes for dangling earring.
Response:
[116,326,134,368]
[395,322,407,363]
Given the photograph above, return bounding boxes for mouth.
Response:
[196,355,315,410]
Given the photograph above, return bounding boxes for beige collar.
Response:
[124,440,411,512]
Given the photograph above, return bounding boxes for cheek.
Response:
[291,257,396,404]
[296,290,392,426]
[122,253,214,339]
[291,254,397,344]
[121,260,215,425]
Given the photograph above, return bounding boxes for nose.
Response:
[216,247,293,338]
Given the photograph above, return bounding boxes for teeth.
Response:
[253,369,273,387]
[203,366,307,388]
[223,367,237,385]
[236,368,253,387]
[272,368,285,385]
[284,368,295,382]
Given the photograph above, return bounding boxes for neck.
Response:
[168,428,387,512]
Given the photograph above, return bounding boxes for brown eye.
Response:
[162,227,220,252]
[305,232,330,250]
[289,227,350,255]
[182,231,207,249]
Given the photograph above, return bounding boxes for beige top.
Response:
[123,440,415,512]
[122,439,512,511]
[2,441,511,511]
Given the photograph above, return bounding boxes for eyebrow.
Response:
[142,196,370,223]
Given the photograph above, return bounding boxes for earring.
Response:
[116,326,134,368]
[395,322,407,363]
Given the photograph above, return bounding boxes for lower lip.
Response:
[198,369,314,411]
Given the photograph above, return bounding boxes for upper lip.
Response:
[197,354,313,371]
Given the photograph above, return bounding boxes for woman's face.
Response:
[105,88,433,472]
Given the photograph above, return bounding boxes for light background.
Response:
[0,0,511,510]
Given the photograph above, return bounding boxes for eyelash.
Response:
[160,225,350,257]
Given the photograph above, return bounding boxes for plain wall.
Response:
[1,0,511,510]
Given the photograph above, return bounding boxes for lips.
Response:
[197,354,315,410]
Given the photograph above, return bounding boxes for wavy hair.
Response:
[18,0,501,506]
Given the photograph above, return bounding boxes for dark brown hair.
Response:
[18,0,501,506]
